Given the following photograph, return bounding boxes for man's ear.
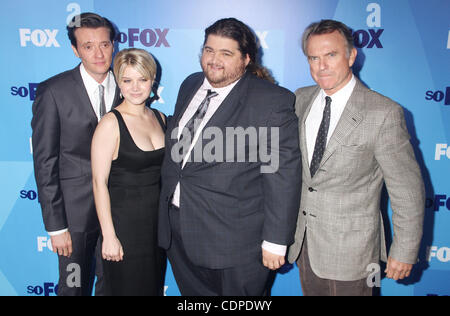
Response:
[244,54,251,67]
[348,48,357,68]
[71,45,80,58]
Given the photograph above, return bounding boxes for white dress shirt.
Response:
[172,78,239,207]
[172,77,285,256]
[48,64,117,236]
[79,63,117,121]
[305,75,356,166]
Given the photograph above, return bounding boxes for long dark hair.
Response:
[204,18,275,83]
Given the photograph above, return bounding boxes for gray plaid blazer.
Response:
[287,78,425,281]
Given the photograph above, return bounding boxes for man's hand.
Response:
[262,248,285,270]
[50,231,73,257]
[385,257,413,280]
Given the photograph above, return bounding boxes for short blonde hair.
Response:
[113,48,157,82]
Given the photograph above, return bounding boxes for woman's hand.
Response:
[102,235,124,262]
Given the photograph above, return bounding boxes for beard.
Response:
[201,59,247,88]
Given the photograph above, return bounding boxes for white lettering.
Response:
[447,30,450,49]
[66,3,81,27]
[19,28,60,47]
[178,300,211,314]
[66,263,81,288]
[428,246,450,263]
[44,29,60,47]
[366,263,381,288]
[37,236,53,252]
[366,3,381,28]
[256,31,269,49]
[435,144,449,160]
[19,29,31,47]
[157,86,165,104]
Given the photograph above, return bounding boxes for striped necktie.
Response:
[178,89,218,163]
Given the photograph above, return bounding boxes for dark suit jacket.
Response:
[158,71,302,269]
[31,64,121,233]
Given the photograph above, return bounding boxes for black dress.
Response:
[103,108,166,296]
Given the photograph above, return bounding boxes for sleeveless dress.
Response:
[103,108,166,296]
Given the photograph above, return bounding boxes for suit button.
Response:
[303,211,307,216]
[308,187,315,192]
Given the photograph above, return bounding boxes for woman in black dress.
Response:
[92,48,166,296]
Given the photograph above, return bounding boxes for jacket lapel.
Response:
[70,65,98,125]
[166,73,205,153]
[111,81,121,108]
[173,74,205,128]
[317,79,365,171]
[300,87,320,182]
[182,72,249,168]
[201,71,249,131]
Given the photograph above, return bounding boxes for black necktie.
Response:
[178,89,218,163]
[310,96,332,178]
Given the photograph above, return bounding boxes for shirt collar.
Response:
[201,76,241,95]
[79,63,114,93]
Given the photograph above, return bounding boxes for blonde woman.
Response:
[91,48,166,296]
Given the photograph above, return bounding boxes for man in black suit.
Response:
[31,13,121,296]
[158,18,302,296]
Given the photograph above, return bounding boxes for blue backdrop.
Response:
[0,0,449,296]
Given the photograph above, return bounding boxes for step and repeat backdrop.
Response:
[0,0,449,296]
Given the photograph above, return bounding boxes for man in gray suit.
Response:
[288,19,425,296]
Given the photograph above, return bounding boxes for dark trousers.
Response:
[297,236,373,296]
[167,205,270,296]
[57,229,104,296]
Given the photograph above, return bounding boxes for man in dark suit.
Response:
[31,13,121,296]
[158,18,302,296]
